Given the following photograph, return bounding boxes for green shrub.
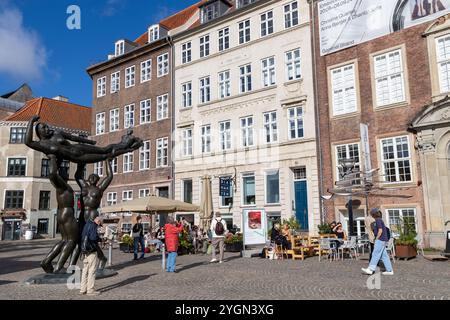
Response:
[282,216,301,231]
[121,234,133,247]
[395,217,418,246]
[317,223,332,235]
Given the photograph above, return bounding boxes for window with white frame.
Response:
[95,112,105,135]
[125,66,135,88]
[140,99,151,124]
[139,188,150,198]
[112,157,118,174]
[288,106,304,139]
[139,141,150,170]
[240,64,252,93]
[182,128,193,156]
[436,35,450,93]
[260,11,274,37]
[183,179,193,203]
[141,59,152,83]
[264,111,278,143]
[149,25,159,42]
[218,27,230,51]
[157,94,168,120]
[237,0,257,8]
[110,108,119,132]
[111,71,120,93]
[266,170,280,204]
[121,222,132,232]
[374,49,406,106]
[200,35,210,58]
[219,70,231,99]
[97,77,106,97]
[381,136,412,183]
[157,137,168,167]
[220,121,231,151]
[94,162,103,177]
[201,125,211,153]
[7,158,26,177]
[199,76,211,104]
[239,19,251,44]
[241,116,254,147]
[331,64,357,116]
[107,192,117,206]
[335,143,360,183]
[286,48,301,81]
[115,40,124,56]
[157,53,169,77]
[124,104,135,128]
[284,1,299,28]
[182,82,192,108]
[387,208,417,237]
[122,190,133,202]
[123,152,134,173]
[242,173,256,205]
[182,42,192,64]
[262,57,276,87]
[201,2,219,23]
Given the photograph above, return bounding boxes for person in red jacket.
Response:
[164,216,184,273]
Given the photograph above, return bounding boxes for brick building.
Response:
[86,4,201,233]
[311,1,450,247]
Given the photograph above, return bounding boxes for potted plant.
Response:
[119,234,134,253]
[178,230,193,255]
[225,233,243,252]
[317,223,332,235]
[394,218,418,259]
[282,217,301,233]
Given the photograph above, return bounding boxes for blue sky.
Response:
[0,0,196,106]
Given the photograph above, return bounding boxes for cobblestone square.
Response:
[0,239,449,300]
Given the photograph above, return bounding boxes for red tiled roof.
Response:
[134,0,207,46]
[5,97,92,133]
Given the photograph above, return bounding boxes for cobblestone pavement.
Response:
[0,239,449,300]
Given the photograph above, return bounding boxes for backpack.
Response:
[215,219,225,236]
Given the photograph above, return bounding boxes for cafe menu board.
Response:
[242,209,267,246]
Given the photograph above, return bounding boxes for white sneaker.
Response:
[382,271,394,276]
[361,267,374,275]
[210,259,217,263]
[219,260,223,264]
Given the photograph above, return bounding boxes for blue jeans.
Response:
[369,240,393,272]
[133,236,145,258]
[166,251,177,272]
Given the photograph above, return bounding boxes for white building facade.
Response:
[172,0,319,234]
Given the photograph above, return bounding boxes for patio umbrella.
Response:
[199,175,213,231]
[101,195,200,214]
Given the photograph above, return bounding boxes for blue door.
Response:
[294,181,309,231]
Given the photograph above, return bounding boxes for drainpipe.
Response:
[310,0,325,224]
[168,36,175,205]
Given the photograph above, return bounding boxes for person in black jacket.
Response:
[80,217,102,296]
[270,223,291,250]
[132,216,145,260]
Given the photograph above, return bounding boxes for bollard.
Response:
[108,241,112,267]
[162,243,165,271]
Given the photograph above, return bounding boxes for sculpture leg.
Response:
[69,244,81,267]
[54,210,79,273]
[41,241,65,273]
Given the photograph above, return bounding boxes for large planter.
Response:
[395,244,417,259]
[225,242,243,252]
[119,242,133,253]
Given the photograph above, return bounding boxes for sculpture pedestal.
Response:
[24,268,117,285]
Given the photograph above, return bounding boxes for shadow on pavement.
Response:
[177,254,242,273]
[99,274,155,292]
[0,280,17,286]
[111,254,162,271]
[0,258,41,276]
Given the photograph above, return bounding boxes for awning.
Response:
[100,195,200,214]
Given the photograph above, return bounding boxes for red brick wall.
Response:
[313,4,431,230]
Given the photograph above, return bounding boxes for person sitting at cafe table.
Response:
[281,223,292,241]
[335,222,347,240]
[270,223,291,250]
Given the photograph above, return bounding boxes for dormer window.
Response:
[115,40,125,56]
[201,2,220,23]
[149,25,159,43]
[237,0,258,9]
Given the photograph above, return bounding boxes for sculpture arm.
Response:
[25,116,44,151]
[59,130,97,145]
[75,162,88,191]
[99,159,113,192]
[48,155,70,191]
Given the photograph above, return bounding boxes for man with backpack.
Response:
[79,216,102,296]
[210,212,228,264]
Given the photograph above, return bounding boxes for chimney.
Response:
[52,95,69,102]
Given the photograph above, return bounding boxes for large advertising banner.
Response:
[319,0,450,55]
[242,209,267,246]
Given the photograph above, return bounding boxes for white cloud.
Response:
[0,6,47,80]
[102,0,125,17]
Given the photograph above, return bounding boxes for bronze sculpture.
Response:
[25,116,143,273]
